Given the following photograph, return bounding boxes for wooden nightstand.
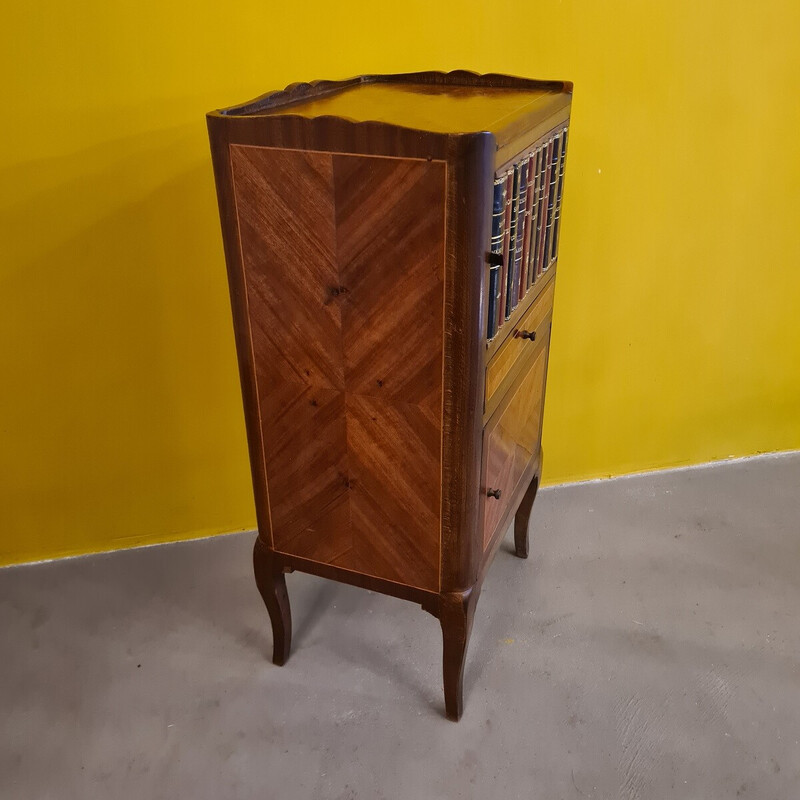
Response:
[207,71,572,720]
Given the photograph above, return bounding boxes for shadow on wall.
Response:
[0,123,255,564]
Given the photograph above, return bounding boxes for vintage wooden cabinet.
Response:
[207,71,572,720]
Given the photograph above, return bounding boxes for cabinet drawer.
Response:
[485,278,555,414]
[481,342,548,551]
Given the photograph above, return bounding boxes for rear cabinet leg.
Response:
[253,538,292,666]
[439,587,480,721]
[514,470,541,559]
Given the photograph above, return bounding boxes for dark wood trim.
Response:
[439,585,481,721]
[253,537,292,665]
[207,116,274,545]
[495,108,571,170]
[439,132,495,594]
[379,71,572,94]
[215,71,572,119]
[212,113,452,162]
[272,549,440,610]
[514,469,542,559]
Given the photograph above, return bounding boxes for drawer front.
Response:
[485,278,555,414]
[482,342,548,550]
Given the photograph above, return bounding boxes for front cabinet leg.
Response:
[253,538,292,666]
[439,587,480,721]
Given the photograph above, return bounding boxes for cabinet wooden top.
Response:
[212,71,572,137]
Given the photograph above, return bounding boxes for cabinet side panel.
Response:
[230,145,353,561]
[231,145,444,592]
[334,155,445,592]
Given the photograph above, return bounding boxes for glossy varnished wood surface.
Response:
[208,72,572,719]
[254,83,562,136]
[230,144,445,592]
[485,277,555,414]
[482,339,548,551]
[437,133,493,594]
[208,110,491,600]
[495,112,571,172]
[218,71,571,141]
[484,264,558,363]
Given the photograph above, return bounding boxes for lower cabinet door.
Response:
[482,341,548,550]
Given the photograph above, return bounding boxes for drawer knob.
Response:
[517,329,536,341]
[487,488,502,499]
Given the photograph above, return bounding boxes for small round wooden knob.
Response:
[517,330,536,341]
[487,488,502,499]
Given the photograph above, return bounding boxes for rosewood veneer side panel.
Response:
[230,144,445,591]
[333,154,445,591]
[334,155,444,411]
[230,145,352,562]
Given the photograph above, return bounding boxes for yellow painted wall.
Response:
[2,2,799,565]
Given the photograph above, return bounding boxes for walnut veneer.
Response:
[207,71,572,720]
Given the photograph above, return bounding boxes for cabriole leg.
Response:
[253,538,292,666]
[514,470,541,559]
[439,587,480,721]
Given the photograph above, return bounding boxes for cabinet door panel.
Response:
[482,342,547,550]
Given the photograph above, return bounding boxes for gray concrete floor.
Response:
[1,454,799,799]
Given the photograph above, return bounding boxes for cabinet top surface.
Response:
[214,72,571,135]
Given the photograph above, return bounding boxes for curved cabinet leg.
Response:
[439,587,480,721]
[253,538,292,666]
[514,468,541,560]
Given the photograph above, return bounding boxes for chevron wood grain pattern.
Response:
[230,144,445,591]
[482,343,547,550]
